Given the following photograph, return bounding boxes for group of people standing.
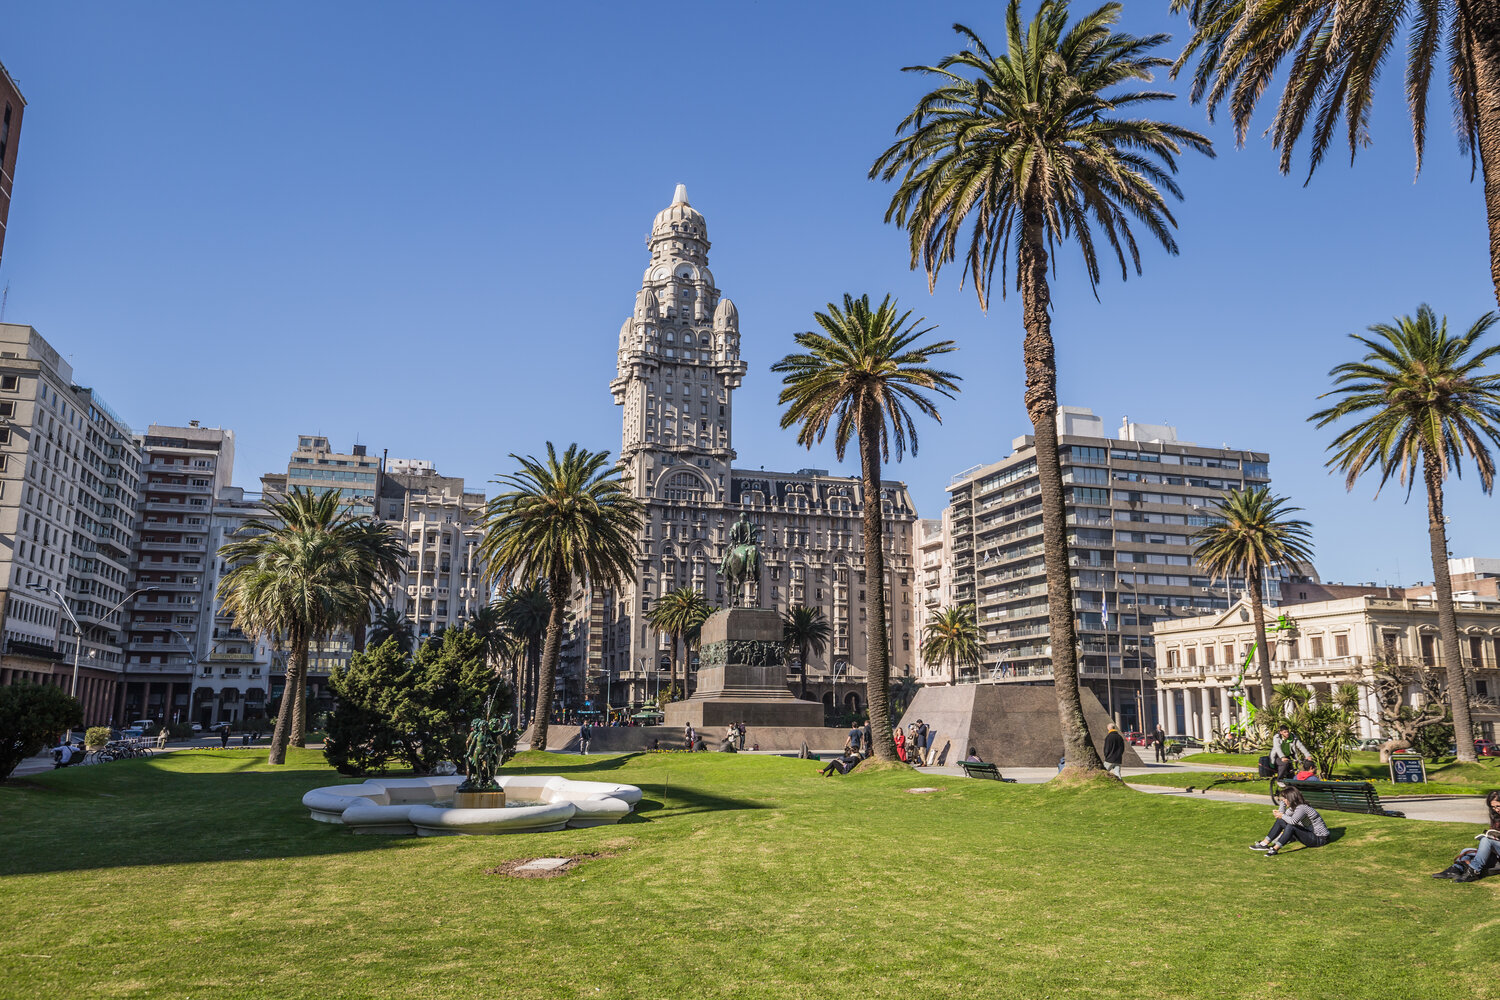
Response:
[895,720,935,765]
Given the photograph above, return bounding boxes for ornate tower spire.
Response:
[611,186,746,503]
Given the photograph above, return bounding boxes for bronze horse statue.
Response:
[720,512,761,607]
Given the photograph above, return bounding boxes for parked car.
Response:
[1166,734,1204,749]
[1124,731,1149,746]
[1354,738,1385,753]
[1475,739,1498,757]
[128,718,154,729]
[119,727,146,740]
[189,722,202,733]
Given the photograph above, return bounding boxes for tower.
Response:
[611,184,746,505]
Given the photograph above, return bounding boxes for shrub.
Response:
[0,682,83,778]
[85,727,112,749]
[1412,713,1456,761]
[166,723,195,741]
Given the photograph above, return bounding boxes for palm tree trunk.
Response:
[669,633,680,702]
[799,639,809,698]
[1423,452,1477,762]
[1247,566,1275,712]
[859,401,898,762]
[290,634,312,748]
[530,575,569,752]
[1019,210,1102,772]
[1459,0,1500,306]
[267,628,306,765]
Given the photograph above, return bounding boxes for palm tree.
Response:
[466,603,509,670]
[368,606,414,654]
[1170,0,1500,306]
[645,586,711,701]
[1311,306,1500,763]
[922,604,981,683]
[479,444,643,752]
[772,294,960,762]
[496,582,551,724]
[782,605,832,698]
[218,488,405,764]
[1192,487,1316,711]
[871,0,1211,772]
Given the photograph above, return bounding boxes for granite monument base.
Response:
[896,683,1145,768]
[663,607,825,730]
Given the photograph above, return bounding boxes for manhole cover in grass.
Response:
[486,854,602,879]
[906,787,940,794]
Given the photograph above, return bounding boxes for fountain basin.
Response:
[302,775,641,836]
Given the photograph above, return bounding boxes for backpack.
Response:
[1257,755,1274,778]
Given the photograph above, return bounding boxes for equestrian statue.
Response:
[720,512,761,607]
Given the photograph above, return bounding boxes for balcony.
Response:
[132,578,200,592]
[143,480,213,495]
[138,539,207,553]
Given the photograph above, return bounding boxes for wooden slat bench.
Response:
[1281,778,1405,818]
[959,761,1017,782]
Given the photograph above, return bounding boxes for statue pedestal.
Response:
[663,608,824,730]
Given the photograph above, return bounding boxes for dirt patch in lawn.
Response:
[484,852,613,879]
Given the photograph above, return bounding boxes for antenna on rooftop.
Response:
[1,283,8,321]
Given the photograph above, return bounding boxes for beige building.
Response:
[0,324,141,725]
[941,406,1273,730]
[584,186,918,718]
[1153,585,1500,741]
[376,464,488,639]
[914,514,958,683]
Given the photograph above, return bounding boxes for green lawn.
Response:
[1174,751,1500,796]
[1,749,1495,1000]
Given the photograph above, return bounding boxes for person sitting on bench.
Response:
[819,752,860,777]
[1434,790,1500,882]
[964,747,983,763]
[1270,725,1311,781]
[1250,787,1329,856]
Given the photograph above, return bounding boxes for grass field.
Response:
[2,749,1496,999]
[1171,752,1500,797]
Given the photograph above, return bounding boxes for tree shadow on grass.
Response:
[0,750,764,876]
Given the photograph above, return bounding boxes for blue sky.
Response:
[5,1,1495,586]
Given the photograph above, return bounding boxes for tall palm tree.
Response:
[772,294,960,762]
[1170,0,1500,306]
[645,586,711,701]
[871,0,1211,772]
[218,488,405,764]
[466,603,509,670]
[479,444,643,752]
[1311,306,1500,763]
[1192,487,1316,711]
[922,604,981,683]
[368,606,414,654]
[496,582,551,724]
[782,604,832,698]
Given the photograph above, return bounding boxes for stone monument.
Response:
[664,514,824,729]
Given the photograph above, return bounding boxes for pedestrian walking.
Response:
[1152,724,1166,763]
[1103,723,1125,778]
[579,722,591,755]
[737,721,747,750]
[219,725,230,749]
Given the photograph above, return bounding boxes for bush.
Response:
[0,682,83,778]
[85,727,112,749]
[166,723,195,741]
[1413,713,1455,761]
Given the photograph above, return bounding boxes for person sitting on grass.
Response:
[1433,790,1500,882]
[1250,787,1330,857]
[819,752,859,776]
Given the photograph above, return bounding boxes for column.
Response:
[1200,687,1213,740]
[1157,688,1168,734]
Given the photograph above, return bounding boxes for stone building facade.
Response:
[1153,590,1500,741]
[583,186,918,716]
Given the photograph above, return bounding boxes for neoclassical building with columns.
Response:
[573,186,918,716]
[1152,593,1500,741]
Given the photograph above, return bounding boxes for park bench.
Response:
[959,761,1016,782]
[1281,778,1405,818]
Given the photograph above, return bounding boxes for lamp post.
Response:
[831,659,849,724]
[29,584,157,737]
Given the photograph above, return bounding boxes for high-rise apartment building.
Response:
[123,423,277,727]
[942,406,1272,730]
[588,186,919,717]
[0,59,25,269]
[261,435,380,512]
[0,324,140,724]
[376,465,488,638]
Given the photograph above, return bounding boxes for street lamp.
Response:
[831,658,849,722]
[29,583,157,737]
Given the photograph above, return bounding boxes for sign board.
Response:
[1389,753,1427,784]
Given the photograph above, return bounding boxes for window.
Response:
[0,376,15,391]
[1310,636,1324,659]
[1334,633,1349,657]
[1186,648,1197,668]
[0,401,12,418]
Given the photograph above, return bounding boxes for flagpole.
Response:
[1102,593,1114,726]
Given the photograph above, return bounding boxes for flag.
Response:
[1101,595,1109,629]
